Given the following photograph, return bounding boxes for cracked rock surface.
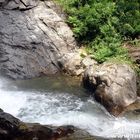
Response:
[83,63,137,116]
[0,0,77,79]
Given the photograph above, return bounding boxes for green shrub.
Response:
[56,0,140,63]
[115,0,140,38]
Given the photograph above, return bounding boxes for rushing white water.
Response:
[0,77,140,139]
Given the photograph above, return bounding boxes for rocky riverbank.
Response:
[0,109,104,140]
[0,0,140,139]
[0,108,75,140]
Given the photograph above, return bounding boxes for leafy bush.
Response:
[115,0,140,38]
[56,0,140,63]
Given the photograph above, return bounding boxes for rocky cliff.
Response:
[0,0,77,79]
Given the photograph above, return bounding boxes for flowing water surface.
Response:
[0,76,140,139]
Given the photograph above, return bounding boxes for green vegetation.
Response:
[56,0,140,63]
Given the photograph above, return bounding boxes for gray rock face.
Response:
[0,0,77,79]
[83,63,137,116]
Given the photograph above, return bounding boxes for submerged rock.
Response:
[0,0,77,79]
[83,63,137,116]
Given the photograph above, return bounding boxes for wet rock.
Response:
[0,109,22,139]
[0,0,77,79]
[17,124,75,140]
[83,63,137,116]
[60,129,94,140]
[123,97,140,115]
[0,109,107,140]
[59,128,111,140]
[0,109,75,140]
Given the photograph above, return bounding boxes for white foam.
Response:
[0,78,140,138]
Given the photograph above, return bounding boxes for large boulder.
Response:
[0,0,77,79]
[83,63,137,116]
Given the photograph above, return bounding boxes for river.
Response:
[0,76,140,139]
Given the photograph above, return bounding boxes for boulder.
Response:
[58,52,97,76]
[0,110,22,139]
[83,63,137,116]
[0,109,75,140]
[0,0,77,79]
[17,124,75,140]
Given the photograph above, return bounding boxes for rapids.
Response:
[0,76,140,139]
